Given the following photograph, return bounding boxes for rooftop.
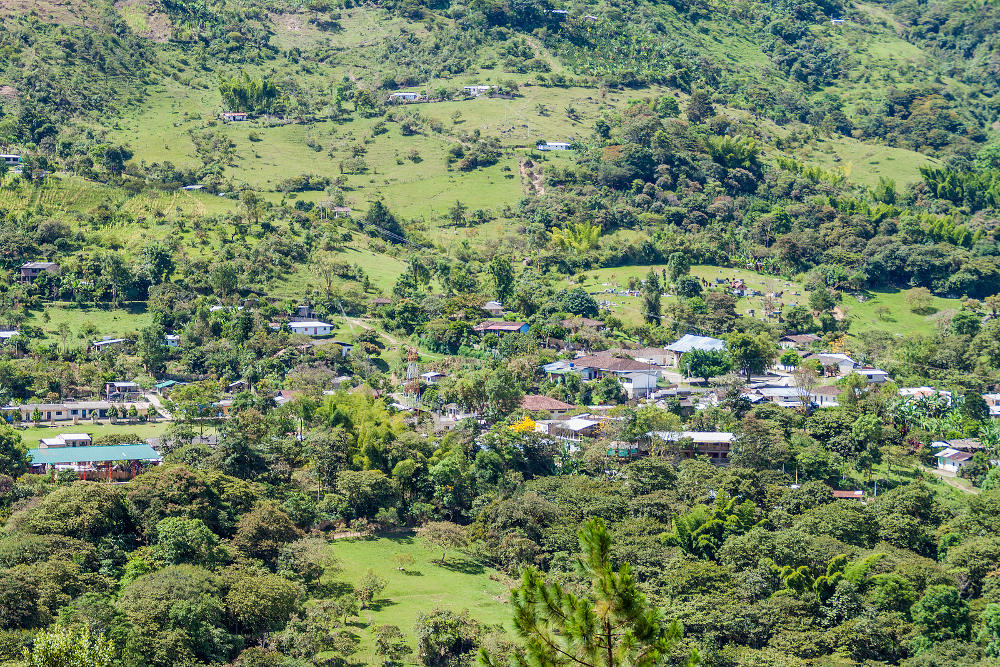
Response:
[29,444,161,465]
[666,334,726,353]
[570,354,658,373]
[521,395,576,411]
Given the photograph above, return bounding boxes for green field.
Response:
[15,421,173,447]
[325,535,511,664]
[26,302,153,342]
[567,264,962,337]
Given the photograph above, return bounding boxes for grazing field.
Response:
[566,264,962,337]
[325,535,512,664]
[25,302,152,341]
[15,422,173,447]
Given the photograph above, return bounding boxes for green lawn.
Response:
[15,421,172,447]
[26,302,152,342]
[325,535,512,664]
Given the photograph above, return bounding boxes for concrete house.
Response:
[164,334,180,348]
[856,367,891,384]
[810,385,841,407]
[388,92,421,102]
[220,112,249,122]
[935,447,974,475]
[567,354,659,381]
[537,142,571,151]
[621,372,657,399]
[91,338,129,352]
[779,333,820,349]
[520,395,576,416]
[288,321,334,336]
[645,431,736,466]
[107,382,142,401]
[20,262,60,283]
[665,334,727,367]
[483,301,504,316]
[463,85,492,96]
[39,433,92,449]
[815,353,856,377]
[420,371,446,385]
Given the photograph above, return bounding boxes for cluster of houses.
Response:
[387,85,498,104]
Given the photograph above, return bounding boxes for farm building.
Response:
[537,142,571,151]
[27,443,162,481]
[665,334,727,367]
[220,112,249,121]
[20,262,60,282]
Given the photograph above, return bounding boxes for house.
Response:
[1,154,22,167]
[1,400,148,423]
[935,447,974,475]
[665,334,727,367]
[830,17,846,24]
[621,372,657,399]
[220,112,249,122]
[901,387,953,406]
[91,338,129,352]
[27,443,162,481]
[20,261,60,282]
[371,297,391,307]
[388,91,421,102]
[164,334,180,347]
[537,416,601,441]
[107,382,142,401]
[748,385,808,408]
[0,330,19,344]
[463,85,492,96]
[566,353,659,381]
[227,379,247,393]
[420,371,446,385]
[617,347,672,366]
[472,321,529,334]
[933,438,984,452]
[856,367,891,384]
[832,490,866,501]
[39,433,92,449]
[985,393,1000,418]
[483,301,504,316]
[288,320,334,336]
[645,431,736,466]
[537,142,571,151]
[815,353,856,377]
[520,395,576,416]
[154,380,180,395]
[292,304,315,320]
[810,385,841,407]
[332,340,353,357]
[779,333,820,349]
[560,317,605,333]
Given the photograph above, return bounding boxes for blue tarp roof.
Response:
[28,444,161,465]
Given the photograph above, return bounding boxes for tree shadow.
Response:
[385,532,416,544]
[326,581,355,597]
[401,569,423,577]
[434,558,485,575]
[368,597,398,612]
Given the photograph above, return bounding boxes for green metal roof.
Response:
[155,380,178,388]
[28,444,161,465]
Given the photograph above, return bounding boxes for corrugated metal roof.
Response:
[28,444,161,465]
[665,334,726,353]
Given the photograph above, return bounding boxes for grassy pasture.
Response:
[325,535,511,664]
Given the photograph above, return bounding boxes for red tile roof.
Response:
[571,354,658,372]
[521,395,576,411]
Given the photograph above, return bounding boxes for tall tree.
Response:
[641,269,661,325]
[482,517,697,666]
[488,255,515,304]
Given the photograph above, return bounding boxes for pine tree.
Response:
[482,517,698,667]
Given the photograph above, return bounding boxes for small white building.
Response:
[91,338,129,352]
[39,433,92,449]
[856,368,891,384]
[389,92,421,102]
[935,447,974,475]
[164,334,180,348]
[537,142,572,151]
[0,330,19,344]
[621,372,657,399]
[420,371,446,385]
[815,353,856,377]
[463,85,492,96]
[288,321,334,336]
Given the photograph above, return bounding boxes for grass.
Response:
[325,535,512,664]
[26,302,152,341]
[793,137,939,188]
[565,264,962,337]
[15,421,173,447]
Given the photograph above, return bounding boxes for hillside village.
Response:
[4,0,1000,664]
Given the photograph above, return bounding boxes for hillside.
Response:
[4,0,1000,666]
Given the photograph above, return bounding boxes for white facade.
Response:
[537,142,571,151]
[288,321,333,336]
